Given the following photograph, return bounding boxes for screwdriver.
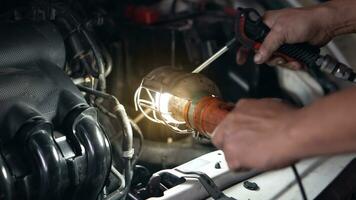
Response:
[192,38,236,73]
[235,7,356,83]
[194,7,356,83]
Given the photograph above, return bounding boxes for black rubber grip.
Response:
[278,43,320,67]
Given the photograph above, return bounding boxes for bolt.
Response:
[243,181,259,191]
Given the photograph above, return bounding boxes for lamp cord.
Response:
[291,164,308,200]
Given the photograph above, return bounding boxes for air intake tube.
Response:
[0,153,14,200]
[3,106,111,200]
[20,121,67,200]
[69,108,112,200]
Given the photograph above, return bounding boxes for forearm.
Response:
[291,87,356,158]
[321,0,356,36]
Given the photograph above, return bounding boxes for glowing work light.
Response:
[134,67,232,137]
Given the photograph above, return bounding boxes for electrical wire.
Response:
[77,85,133,157]
[94,103,144,166]
[77,85,134,200]
[111,166,125,191]
[291,164,308,200]
[129,119,144,166]
[55,5,107,91]
[102,46,113,77]
[81,29,107,91]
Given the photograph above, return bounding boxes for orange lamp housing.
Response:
[184,96,234,137]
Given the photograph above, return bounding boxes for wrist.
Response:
[285,109,316,160]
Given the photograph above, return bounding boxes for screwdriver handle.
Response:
[236,7,321,68]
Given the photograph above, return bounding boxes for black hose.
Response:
[55,5,107,91]
[77,85,133,156]
[96,103,143,167]
[24,122,67,200]
[95,104,143,185]
[72,112,112,200]
[81,30,107,91]
[77,85,134,200]
[171,0,178,14]
[56,17,98,77]
[0,153,14,200]
[122,159,133,199]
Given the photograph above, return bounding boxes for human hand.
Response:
[212,99,302,171]
[237,6,335,70]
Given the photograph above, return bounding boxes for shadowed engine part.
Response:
[0,22,65,69]
[0,21,111,200]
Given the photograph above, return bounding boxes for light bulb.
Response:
[155,92,187,125]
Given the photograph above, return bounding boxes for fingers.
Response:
[223,137,241,169]
[211,98,299,171]
[211,125,225,149]
[212,115,244,170]
[267,56,287,66]
[238,10,304,67]
[267,57,303,70]
[254,26,285,64]
[257,11,285,65]
[212,99,253,150]
[283,61,302,70]
[236,47,249,65]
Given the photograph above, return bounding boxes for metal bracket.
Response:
[176,169,237,200]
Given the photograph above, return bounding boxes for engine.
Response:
[0,21,111,200]
[0,0,352,200]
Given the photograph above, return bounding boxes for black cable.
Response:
[81,27,107,91]
[291,164,308,200]
[55,5,107,91]
[171,0,178,14]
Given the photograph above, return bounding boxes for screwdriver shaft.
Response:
[192,38,236,73]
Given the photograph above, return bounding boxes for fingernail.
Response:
[254,53,263,64]
[287,63,298,70]
[277,59,286,65]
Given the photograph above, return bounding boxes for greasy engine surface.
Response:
[0,22,111,200]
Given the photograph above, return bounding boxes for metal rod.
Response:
[192,38,236,73]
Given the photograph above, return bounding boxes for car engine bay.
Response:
[0,0,356,200]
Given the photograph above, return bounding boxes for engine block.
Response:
[0,22,111,200]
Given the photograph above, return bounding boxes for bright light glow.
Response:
[155,93,185,124]
[134,83,193,134]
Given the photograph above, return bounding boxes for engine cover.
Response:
[0,22,111,200]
